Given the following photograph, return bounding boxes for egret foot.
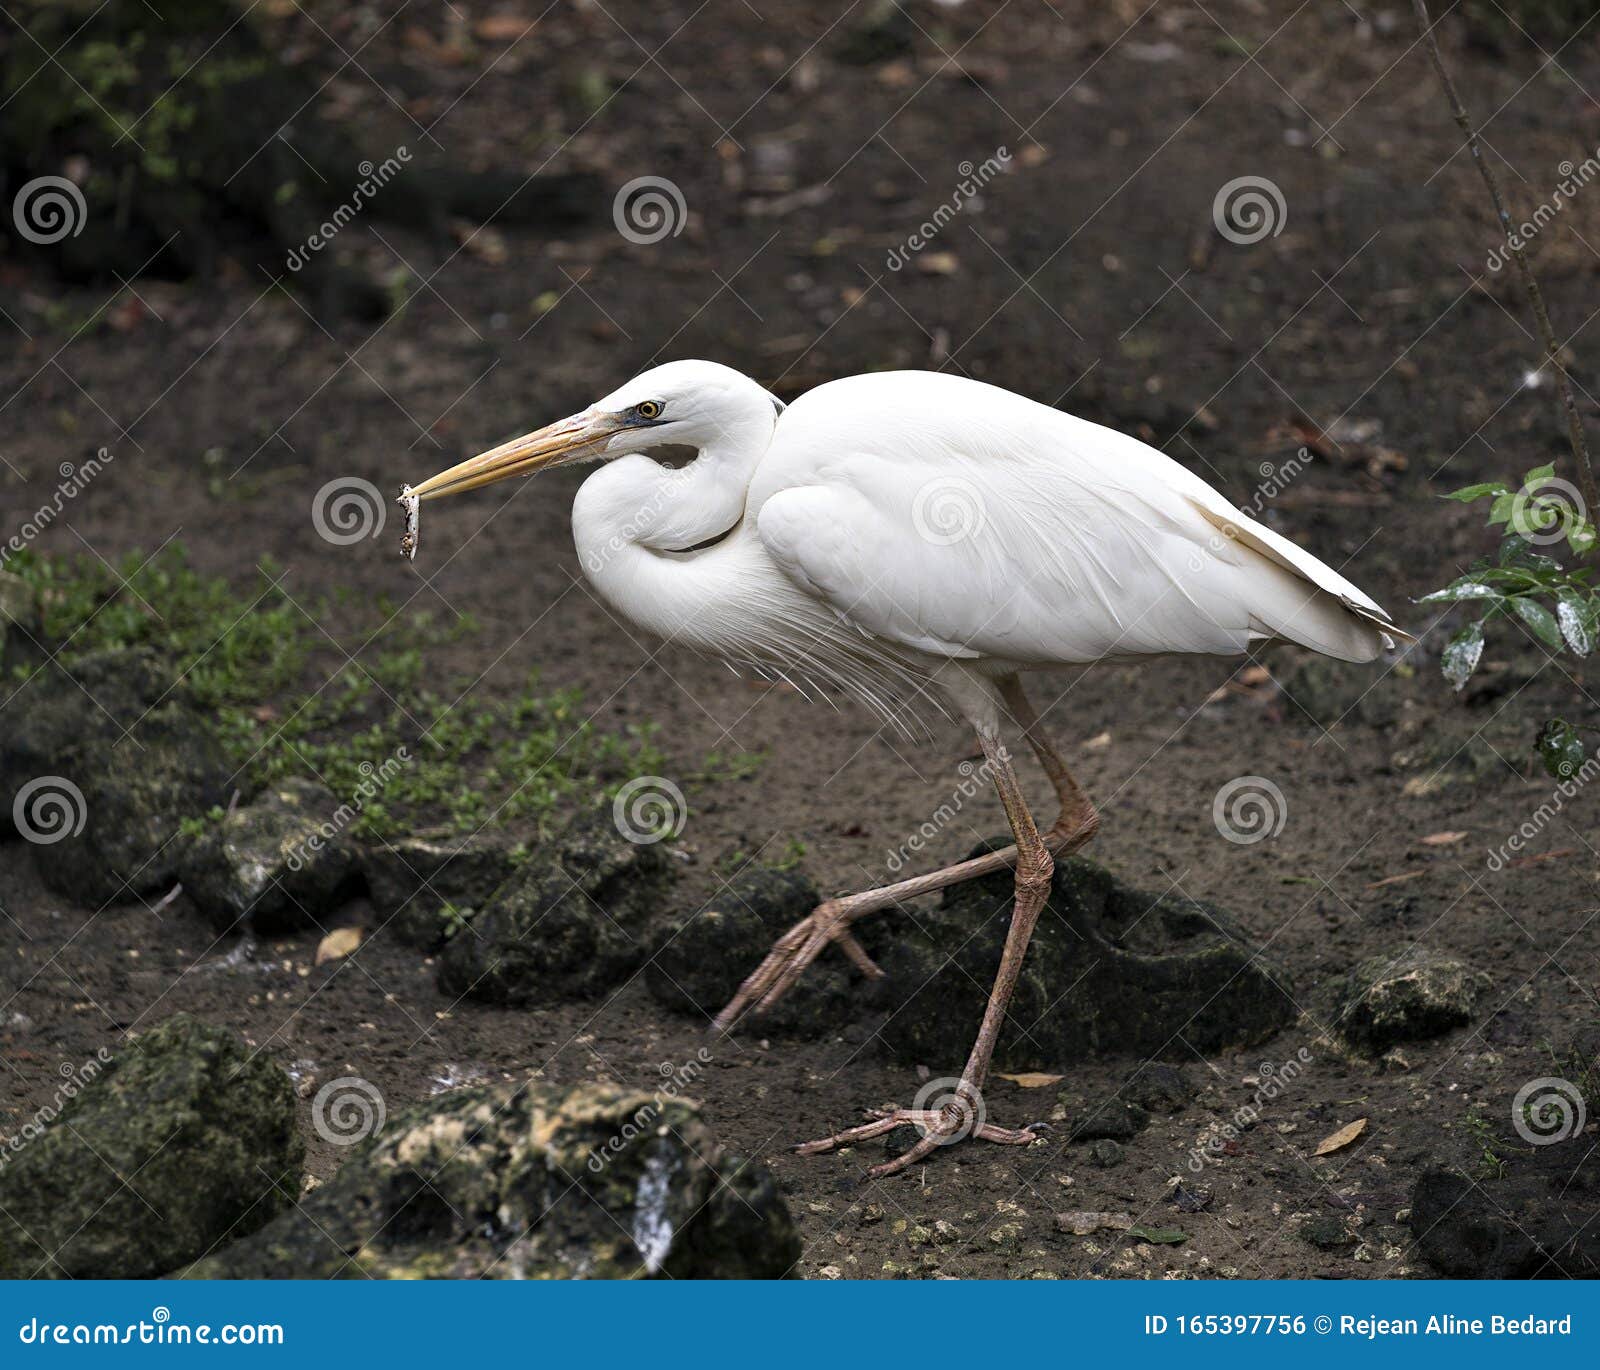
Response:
[710,899,881,1034]
[796,1089,1046,1179]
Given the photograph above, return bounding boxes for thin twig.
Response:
[1412,0,1600,529]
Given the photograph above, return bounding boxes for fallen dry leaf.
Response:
[997,1071,1064,1089]
[1421,831,1468,846]
[1507,848,1575,869]
[475,15,534,41]
[1055,1210,1131,1236]
[315,927,364,966]
[1314,1117,1368,1156]
[1084,731,1112,750]
[917,251,960,276]
[1366,869,1425,889]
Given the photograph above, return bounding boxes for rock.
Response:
[1,647,229,902]
[360,829,523,950]
[1411,1139,1600,1277]
[644,866,883,1034]
[1330,948,1491,1052]
[183,1080,799,1279]
[875,847,1298,1069]
[178,778,361,933]
[1299,1215,1357,1251]
[437,810,673,1005]
[833,0,914,66]
[0,1014,302,1279]
[1088,1138,1124,1168]
[1123,1061,1196,1114]
[1064,1096,1149,1142]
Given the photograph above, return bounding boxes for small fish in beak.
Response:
[398,486,420,560]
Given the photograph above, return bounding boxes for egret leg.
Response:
[793,721,1057,1178]
[711,675,1096,1033]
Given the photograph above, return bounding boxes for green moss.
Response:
[3,546,667,841]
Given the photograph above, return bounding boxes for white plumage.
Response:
[540,362,1403,730]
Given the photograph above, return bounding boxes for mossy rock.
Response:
[874,843,1298,1070]
[182,1080,799,1279]
[437,809,673,1005]
[1329,948,1490,1052]
[644,866,884,1035]
[360,829,524,951]
[0,1014,302,1278]
[1412,1135,1600,1277]
[178,777,361,933]
[1,646,229,902]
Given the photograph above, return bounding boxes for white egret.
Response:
[404,359,1408,1177]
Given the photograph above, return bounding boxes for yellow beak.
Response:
[403,411,618,502]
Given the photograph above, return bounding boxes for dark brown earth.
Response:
[4,0,1600,1279]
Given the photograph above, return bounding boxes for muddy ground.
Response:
[3,0,1600,1278]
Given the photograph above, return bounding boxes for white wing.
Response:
[749,371,1404,667]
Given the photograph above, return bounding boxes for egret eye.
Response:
[636,400,664,420]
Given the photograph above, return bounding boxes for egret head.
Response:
[404,359,782,502]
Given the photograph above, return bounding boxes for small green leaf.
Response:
[1557,595,1593,655]
[1443,482,1509,503]
[1536,718,1586,780]
[1418,581,1503,605]
[1442,620,1486,690]
[1126,1226,1188,1245]
[1570,519,1598,556]
[1523,462,1556,486]
[1488,492,1516,525]
[1513,597,1563,648]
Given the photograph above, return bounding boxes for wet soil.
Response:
[3,0,1600,1278]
